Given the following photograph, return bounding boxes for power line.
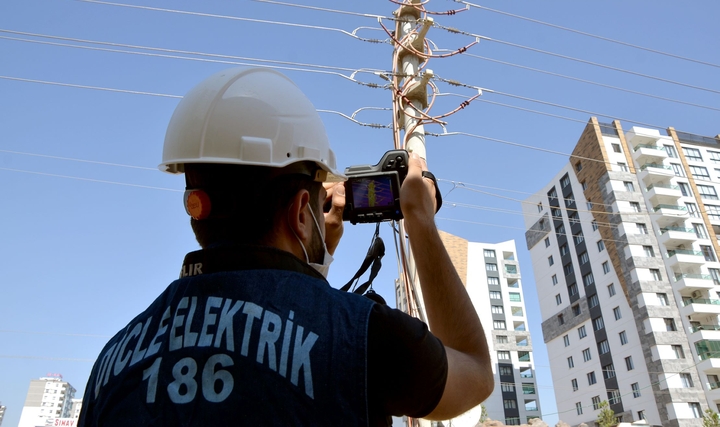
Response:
[456,0,720,70]
[0,75,181,98]
[0,167,182,192]
[254,0,389,20]
[0,149,157,170]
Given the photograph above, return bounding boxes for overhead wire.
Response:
[253,0,389,19]
[456,0,720,70]
[0,167,182,192]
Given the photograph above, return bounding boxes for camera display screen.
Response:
[350,176,395,208]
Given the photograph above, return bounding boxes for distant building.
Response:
[436,232,542,425]
[18,375,76,427]
[0,402,6,426]
[70,399,82,419]
[523,118,720,426]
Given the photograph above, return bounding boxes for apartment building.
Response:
[18,375,77,427]
[522,118,720,426]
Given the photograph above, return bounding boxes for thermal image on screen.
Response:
[352,176,394,208]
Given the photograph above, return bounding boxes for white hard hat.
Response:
[160,67,345,182]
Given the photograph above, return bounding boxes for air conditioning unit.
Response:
[692,290,703,299]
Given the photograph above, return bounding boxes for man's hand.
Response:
[323,182,345,255]
[400,152,437,230]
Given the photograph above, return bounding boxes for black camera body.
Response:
[342,150,409,224]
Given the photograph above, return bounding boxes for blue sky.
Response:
[1,0,718,425]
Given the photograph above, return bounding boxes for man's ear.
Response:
[287,189,313,241]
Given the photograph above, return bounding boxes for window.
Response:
[560,244,569,256]
[710,268,720,285]
[603,262,611,274]
[625,356,634,371]
[575,402,583,415]
[565,194,575,207]
[582,348,592,362]
[618,162,628,172]
[558,314,564,325]
[563,334,570,347]
[592,220,599,231]
[511,306,524,317]
[598,340,610,355]
[619,331,628,345]
[551,274,558,285]
[587,371,597,385]
[589,294,599,308]
[522,383,536,395]
[568,283,578,297]
[497,335,508,344]
[630,202,641,212]
[564,263,574,276]
[587,201,593,210]
[603,363,615,379]
[573,304,580,316]
[671,163,685,177]
[501,382,515,392]
[643,245,655,257]
[578,325,587,339]
[687,202,701,218]
[579,252,589,264]
[582,181,588,190]
[573,232,584,245]
[486,263,498,271]
[548,256,554,266]
[613,306,621,320]
[694,223,709,239]
[638,410,646,420]
[544,237,551,248]
[701,245,716,262]
[596,240,605,252]
[679,182,692,196]
[491,305,504,314]
[690,402,702,418]
[498,351,510,360]
[691,166,711,180]
[490,291,502,299]
[608,389,622,405]
[567,356,574,368]
[612,143,621,153]
[672,345,685,359]
[592,396,602,410]
[509,292,521,302]
[582,273,594,288]
[519,367,533,378]
[555,294,562,305]
[607,283,616,296]
[698,184,719,200]
[665,144,678,158]
[637,223,648,234]
[551,207,562,218]
[548,187,558,201]
[657,293,669,306]
[561,174,571,188]
[556,223,565,235]
[683,147,703,161]
[631,382,641,398]
[499,366,512,376]
[681,373,693,388]
[650,269,662,280]
[665,318,677,331]
[593,316,605,331]
[537,202,543,212]
[504,399,517,409]
[624,181,635,192]
[710,150,720,163]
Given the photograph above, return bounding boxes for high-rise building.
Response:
[523,118,720,426]
[70,399,82,419]
[0,402,6,426]
[434,232,541,425]
[18,375,76,427]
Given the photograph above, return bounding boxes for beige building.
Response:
[18,376,76,427]
[523,119,720,426]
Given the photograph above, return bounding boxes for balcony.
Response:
[625,127,663,148]
[690,325,720,343]
[666,249,706,268]
[673,273,715,292]
[681,298,720,318]
[659,226,697,246]
[504,262,520,278]
[651,205,689,227]
[633,144,668,164]
[646,183,682,205]
[639,163,675,185]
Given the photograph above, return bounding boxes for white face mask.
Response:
[293,204,334,278]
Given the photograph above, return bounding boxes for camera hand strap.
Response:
[340,224,385,295]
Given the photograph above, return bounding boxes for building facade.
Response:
[18,375,77,427]
[436,232,541,425]
[523,118,720,426]
[0,402,6,426]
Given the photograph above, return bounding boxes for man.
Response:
[78,68,492,426]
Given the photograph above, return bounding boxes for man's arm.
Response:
[400,153,494,420]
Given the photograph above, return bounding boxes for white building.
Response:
[0,402,6,426]
[434,232,542,425]
[523,118,720,426]
[18,375,76,427]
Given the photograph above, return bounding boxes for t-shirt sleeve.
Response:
[367,303,448,419]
